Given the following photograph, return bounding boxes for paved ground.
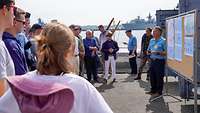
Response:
[88,53,199,113]
[93,73,199,113]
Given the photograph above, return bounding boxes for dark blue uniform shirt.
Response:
[3,32,28,75]
[83,37,98,57]
[101,39,119,60]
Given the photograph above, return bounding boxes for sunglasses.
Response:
[15,19,26,25]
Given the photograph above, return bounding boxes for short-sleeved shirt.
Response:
[0,71,113,113]
[99,31,107,49]
[3,32,28,75]
[16,32,29,53]
[128,36,137,51]
[147,37,166,60]
[0,39,15,79]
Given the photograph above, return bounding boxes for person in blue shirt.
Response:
[101,31,119,83]
[16,12,31,53]
[3,7,28,75]
[16,12,37,71]
[125,30,137,76]
[146,26,166,97]
[83,30,99,83]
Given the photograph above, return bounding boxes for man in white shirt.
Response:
[98,25,107,50]
[0,0,15,96]
[98,25,107,75]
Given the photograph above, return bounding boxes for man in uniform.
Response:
[146,26,166,97]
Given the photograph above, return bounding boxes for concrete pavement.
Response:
[94,73,199,113]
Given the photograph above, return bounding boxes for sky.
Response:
[15,0,179,26]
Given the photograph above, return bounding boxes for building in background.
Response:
[156,10,178,29]
[179,0,200,13]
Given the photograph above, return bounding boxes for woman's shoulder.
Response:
[24,71,93,90]
[62,73,93,88]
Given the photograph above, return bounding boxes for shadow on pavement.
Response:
[164,81,179,97]
[146,97,173,113]
[121,75,135,83]
[96,81,115,92]
[138,79,151,92]
[181,104,200,113]
[138,77,179,96]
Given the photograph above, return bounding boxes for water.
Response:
[80,30,145,53]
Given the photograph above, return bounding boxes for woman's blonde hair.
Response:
[37,23,75,75]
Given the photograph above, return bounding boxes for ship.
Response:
[122,13,156,30]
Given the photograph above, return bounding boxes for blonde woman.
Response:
[0,23,113,113]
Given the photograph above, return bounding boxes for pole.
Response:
[106,18,115,30]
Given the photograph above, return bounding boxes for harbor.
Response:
[0,0,200,113]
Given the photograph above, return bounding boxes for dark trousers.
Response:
[129,57,137,74]
[84,56,98,81]
[149,59,165,94]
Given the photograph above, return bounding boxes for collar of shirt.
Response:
[152,36,164,41]
[106,39,113,42]
[3,32,22,45]
[130,35,136,39]
[3,32,16,40]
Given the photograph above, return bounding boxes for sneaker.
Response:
[112,78,116,82]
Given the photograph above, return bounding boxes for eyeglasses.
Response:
[15,19,26,25]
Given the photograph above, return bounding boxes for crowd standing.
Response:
[0,0,167,112]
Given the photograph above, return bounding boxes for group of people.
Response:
[126,27,166,97]
[68,24,120,84]
[0,0,167,112]
[0,0,113,113]
[72,23,167,99]
[0,0,43,95]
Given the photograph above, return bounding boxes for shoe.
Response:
[134,76,141,80]
[112,78,116,82]
[102,79,107,84]
[152,93,161,97]
[145,91,154,95]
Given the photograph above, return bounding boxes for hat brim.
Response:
[6,76,74,113]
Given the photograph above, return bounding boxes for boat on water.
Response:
[122,13,156,30]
